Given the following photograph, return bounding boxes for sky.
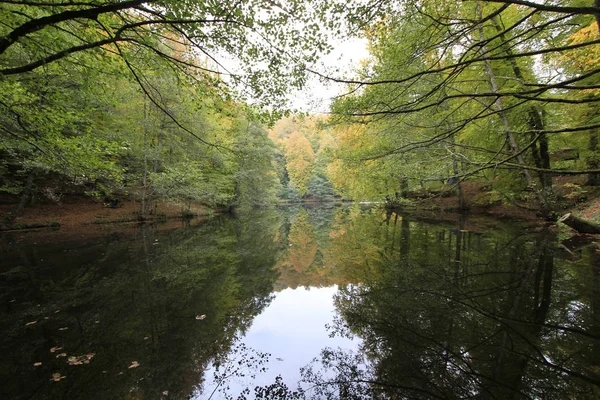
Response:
[209,31,370,115]
[290,37,370,114]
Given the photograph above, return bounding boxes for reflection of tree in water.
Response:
[288,210,318,273]
[301,211,600,399]
[274,205,346,289]
[4,207,599,399]
[0,209,282,400]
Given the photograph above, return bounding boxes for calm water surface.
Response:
[1,205,599,399]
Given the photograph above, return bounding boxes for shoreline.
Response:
[1,191,599,235]
[0,197,212,232]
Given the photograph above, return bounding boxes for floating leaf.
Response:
[33,362,42,367]
[51,373,66,382]
[56,353,67,358]
[50,346,63,353]
[58,327,68,331]
[25,321,37,326]
[128,361,140,369]
[162,391,169,396]
[67,353,94,366]
[195,315,206,320]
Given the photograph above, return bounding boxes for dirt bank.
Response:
[0,196,210,231]
[391,180,600,229]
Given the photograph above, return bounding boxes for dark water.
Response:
[1,205,599,400]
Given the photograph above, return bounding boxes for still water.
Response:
[1,205,599,399]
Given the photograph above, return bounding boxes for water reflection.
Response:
[0,206,599,399]
[302,210,600,400]
[195,286,357,399]
[0,210,282,400]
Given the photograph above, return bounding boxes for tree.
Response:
[555,21,600,186]
[0,0,340,110]
[0,0,354,222]
[325,0,600,214]
[285,131,315,197]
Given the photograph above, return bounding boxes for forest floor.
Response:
[398,177,600,227]
[0,195,210,232]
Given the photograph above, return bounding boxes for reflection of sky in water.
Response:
[196,285,359,399]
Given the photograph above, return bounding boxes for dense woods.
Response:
[0,0,339,225]
[325,1,600,217]
[1,0,600,224]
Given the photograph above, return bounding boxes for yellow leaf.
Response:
[51,373,66,382]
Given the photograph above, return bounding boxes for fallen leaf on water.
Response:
[195,315,206,320]
[128,361,140,369]
[67,357,83,366]
[162,391,169,396]
[50,346,63,353]
[143,336,149,340]
[34,362,42,367]
[56,353,67,358]
[25,321,37,326]
[54,310,60,314]
[58,327,68,331]
[67,353,94,366]
[51,373,66,382]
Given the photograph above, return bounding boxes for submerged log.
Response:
[559,213,600,234]
[556,236,599,261]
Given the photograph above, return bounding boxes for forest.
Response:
[1,0,600,227]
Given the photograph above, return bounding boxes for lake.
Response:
[1,205,599,399]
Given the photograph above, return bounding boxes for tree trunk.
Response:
[476,7,539,199]
[453,156,468,211]
[489,13,553,215]
[4,173,35,226]
[587,125,600,186]
[596,0,600,32]
[559,213,600,234]
[141,97,150,218]
[399,178,409,198]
